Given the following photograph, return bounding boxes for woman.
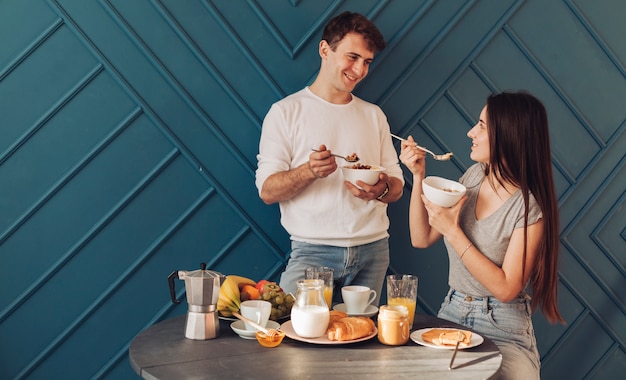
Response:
[400,91,564,379]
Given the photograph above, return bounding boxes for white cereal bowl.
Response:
[422,176,466,207]
[341,164,385,188]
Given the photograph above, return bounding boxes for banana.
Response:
[217,278,240,316]
[221,277,240,303]
[228,275,256,289]
[217,275,256,316]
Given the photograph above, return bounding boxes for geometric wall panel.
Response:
[0,1,624,378]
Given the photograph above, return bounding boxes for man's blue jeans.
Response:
[279,238,389,305]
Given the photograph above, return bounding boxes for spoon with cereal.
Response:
[390,134,453,161]
[311,149,359,162]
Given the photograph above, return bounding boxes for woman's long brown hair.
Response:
[485,91,564,324]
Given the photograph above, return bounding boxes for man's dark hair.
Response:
[322,11,386,52]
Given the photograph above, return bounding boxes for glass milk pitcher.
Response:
[290,279,330,338]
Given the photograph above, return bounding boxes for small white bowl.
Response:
[422,176,466,207]
[341,164,385,188]
[231,320,281,339]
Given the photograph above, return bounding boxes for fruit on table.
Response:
[255,280,271,292]
[259,282,295,321]
[261,282,282,296]
[240,284,260,301]
[217,275,256,317]
[217,276,295,320]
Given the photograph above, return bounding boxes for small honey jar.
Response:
[377,305,410,345]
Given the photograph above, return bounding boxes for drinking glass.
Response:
[386,274,418,325]
[304,266,334,309]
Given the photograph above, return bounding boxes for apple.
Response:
[255,280,271,293]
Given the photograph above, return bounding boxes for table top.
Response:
[129,313,501,379]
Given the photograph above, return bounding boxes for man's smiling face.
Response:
[320,32,375,96]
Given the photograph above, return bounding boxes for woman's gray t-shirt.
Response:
[443,163,543,297]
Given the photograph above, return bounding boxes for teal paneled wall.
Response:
[0,1,623,379]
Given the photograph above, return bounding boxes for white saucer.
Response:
[230,320,281,339]
[332,303,378,317]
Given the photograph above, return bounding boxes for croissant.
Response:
[328,310,348,324]
[327,316,376,341]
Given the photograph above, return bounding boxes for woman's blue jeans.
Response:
[438,289,540,380]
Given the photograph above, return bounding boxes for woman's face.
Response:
[467,105,490,163]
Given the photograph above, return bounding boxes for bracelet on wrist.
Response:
[460,242,473,259]
[376,182,390,201]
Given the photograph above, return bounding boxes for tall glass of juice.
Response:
[305,266,334,309]
[386,274,418,325]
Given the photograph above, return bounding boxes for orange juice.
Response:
[304,266,334,309]
[323,286,333,309]
[388,297,416,325]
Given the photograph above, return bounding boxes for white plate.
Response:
[220,313,289,322]
[410,327,484,349]
[230,320,281,340]
[332,303,378,317]
[281,320,377,345]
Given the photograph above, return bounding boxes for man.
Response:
[255,12,403,304]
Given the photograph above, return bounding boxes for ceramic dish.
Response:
[421,176,466,207]
[332,303,379,318]
[219,315,238,322]
[340,165,386,188]
[280,320,377,345]
[410,327,484,349]
[220,313,289,322]
[230,320,281,340]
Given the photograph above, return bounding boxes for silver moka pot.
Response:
[168,263,225,340]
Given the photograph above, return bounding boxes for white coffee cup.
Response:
[341,285,377,314]
[239,300,271,331]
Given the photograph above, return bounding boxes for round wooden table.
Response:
[129,313,501,379]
